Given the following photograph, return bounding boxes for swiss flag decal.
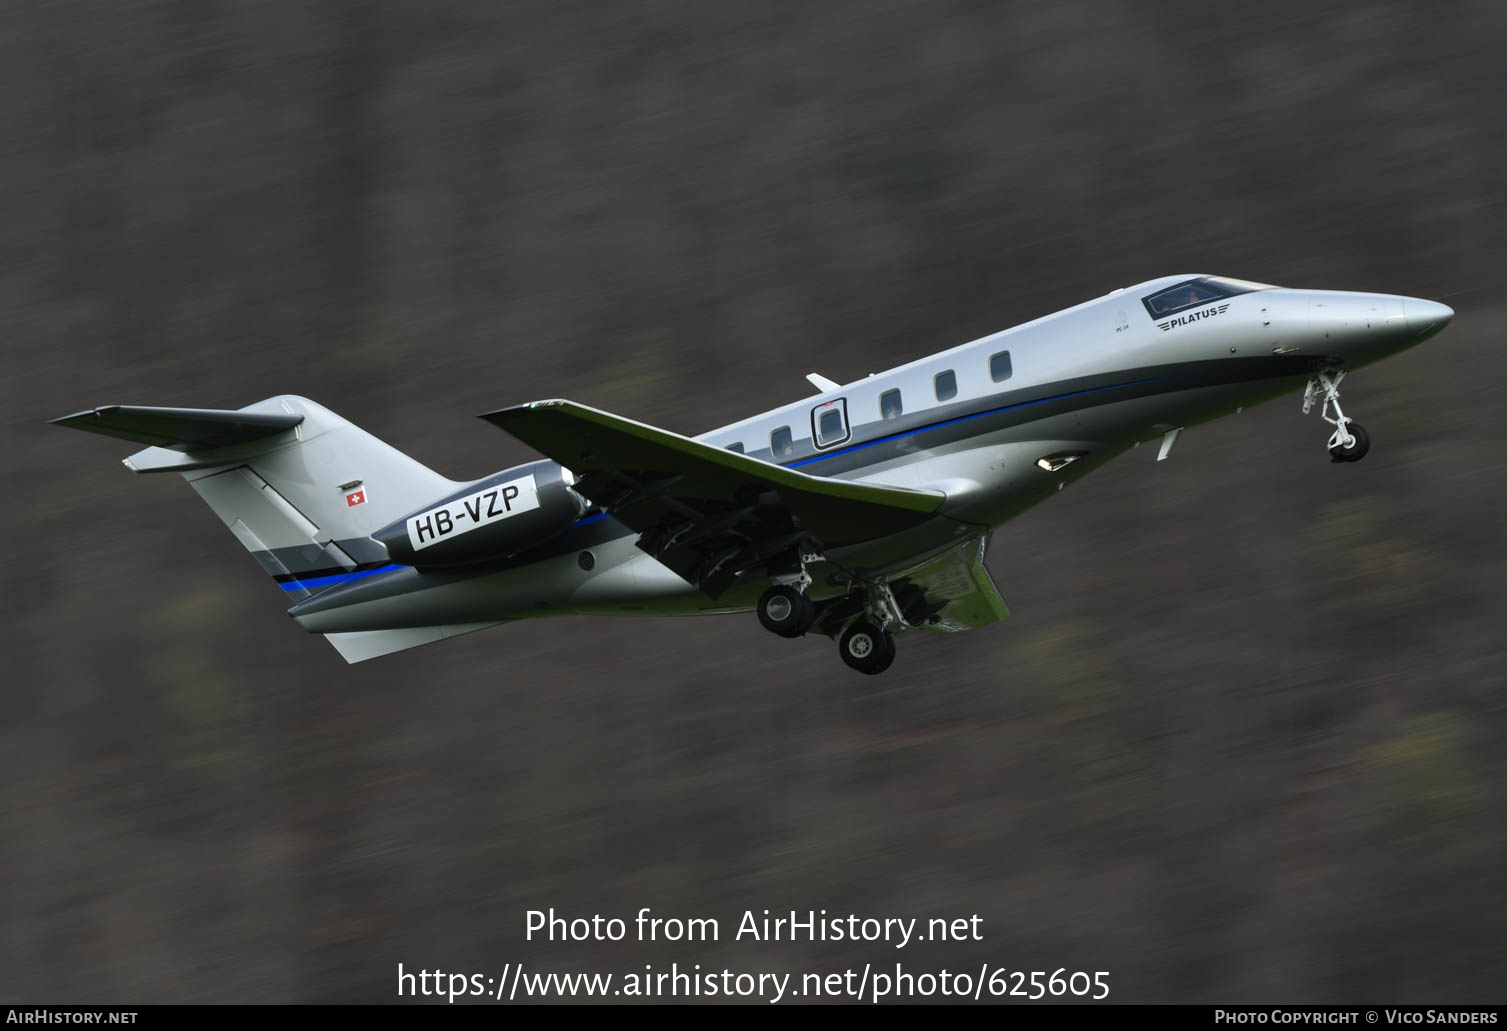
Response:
[345,489,367,507]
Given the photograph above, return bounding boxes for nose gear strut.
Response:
[1303,369,1371,463]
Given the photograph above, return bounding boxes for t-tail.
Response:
[52,396,505,662]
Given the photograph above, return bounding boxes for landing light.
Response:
[1036,451,1087,473]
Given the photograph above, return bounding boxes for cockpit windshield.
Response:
[1142,277,1274,319]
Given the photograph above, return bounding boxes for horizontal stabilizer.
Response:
[323,620,508,663]
[52,405,303,452]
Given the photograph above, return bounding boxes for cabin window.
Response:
[990,350,1013,382]
[934,369,957,402]
[770,426,794,459]
[725,441,744,453]
[811,398,850,449]
[879,388,903,420]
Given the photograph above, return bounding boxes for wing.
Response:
[480,399,946,597]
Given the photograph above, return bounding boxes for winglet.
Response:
[806,373,842,393]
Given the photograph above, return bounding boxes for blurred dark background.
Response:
[4,0,1503,1003]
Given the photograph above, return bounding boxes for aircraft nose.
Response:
[1403,297,1454,338]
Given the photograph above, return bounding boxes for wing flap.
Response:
[901,534,1010,633]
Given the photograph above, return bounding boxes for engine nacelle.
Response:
[373,459,586,569]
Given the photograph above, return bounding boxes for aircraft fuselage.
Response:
[287,275,1453,634]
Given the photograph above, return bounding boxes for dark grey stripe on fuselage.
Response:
[736,354,1324,475]
[285,515,630,616]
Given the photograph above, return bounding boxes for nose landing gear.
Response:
[1327,423,1370,463]
[1303,370,1371,463]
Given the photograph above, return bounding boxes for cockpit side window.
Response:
[1141,277,1269,319]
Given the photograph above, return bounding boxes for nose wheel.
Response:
[1303,370,1371,463]
[1328,422,1370,463]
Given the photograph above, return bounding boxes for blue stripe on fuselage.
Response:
[279,563,407,592]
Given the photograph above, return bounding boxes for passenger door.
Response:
[810,398,850,449]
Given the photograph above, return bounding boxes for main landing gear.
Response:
[756,574,910,676]
[756,583,816,637]
[838,619,895,675]
[1304,369,1371,463]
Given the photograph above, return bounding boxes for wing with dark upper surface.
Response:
[480,399,946,597]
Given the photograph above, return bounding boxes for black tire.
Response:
[1329,423,1371,463]
[839,620,896,675]
[756,584,815,638]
